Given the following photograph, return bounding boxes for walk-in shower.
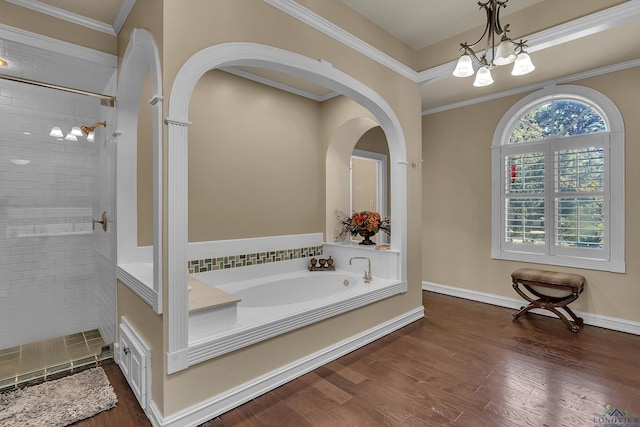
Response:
[0,36,117,389]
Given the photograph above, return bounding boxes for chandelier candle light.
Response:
[453,0,535,87]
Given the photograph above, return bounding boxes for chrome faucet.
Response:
[349,256,372,283]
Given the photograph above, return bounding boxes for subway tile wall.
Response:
[0,78,104,349]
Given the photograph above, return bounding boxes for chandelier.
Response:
[452,0,535,87]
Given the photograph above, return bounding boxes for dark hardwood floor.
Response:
[79,291,640,426]
[73,362,151,427]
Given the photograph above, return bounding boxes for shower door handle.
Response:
[92,211,108,232]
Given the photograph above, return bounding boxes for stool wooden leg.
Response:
[546,306,580,333]
[513,303,536,319]
[511,282,583,332]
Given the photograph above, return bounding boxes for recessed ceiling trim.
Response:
[221,66,340,102]
[525,1,640,54]
[0,23,117,67]
[5,0,116,35]
[417,1,640,85]
[113,0,137,35]
[422,58,640,116]
[264,0,418,81]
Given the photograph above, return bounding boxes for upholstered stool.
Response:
[511,268,585,333]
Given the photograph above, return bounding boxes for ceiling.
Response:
[6,0,640,113]
[340,0,546,50]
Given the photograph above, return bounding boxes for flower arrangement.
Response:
[336,210,390,245]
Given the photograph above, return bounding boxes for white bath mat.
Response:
[0,366,117,427]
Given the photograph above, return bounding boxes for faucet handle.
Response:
[363,270,371,283]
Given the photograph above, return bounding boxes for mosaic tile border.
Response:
[187,245,323,274]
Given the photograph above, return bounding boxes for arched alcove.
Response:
[116,28,163,312]
[325,116,380,237]
[166,42,408,373]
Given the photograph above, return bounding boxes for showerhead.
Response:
[80,121,106,135]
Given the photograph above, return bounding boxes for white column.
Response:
[166,117,191,374]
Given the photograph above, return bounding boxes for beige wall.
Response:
[0,2,116,54]
[187,70,323,241]
[422,66,640,322]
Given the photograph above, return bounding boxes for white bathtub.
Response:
[226,271,368,307]
[188,269,406,359]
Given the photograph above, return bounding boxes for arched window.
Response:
[491,85,624,272]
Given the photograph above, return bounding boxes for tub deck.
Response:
[188,276,240,313]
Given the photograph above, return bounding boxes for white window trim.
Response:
[491,85,625,273]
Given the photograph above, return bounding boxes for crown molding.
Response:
[422,58,640,116]
[264,0,418,81]
[4,0,136,36]
[0,23,117,67]
[524,0,640,54]
[267,0,640,92]
[112,0,137,35]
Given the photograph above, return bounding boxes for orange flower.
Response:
[336,210,390,241]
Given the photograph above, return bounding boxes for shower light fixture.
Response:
[0,58,7,67]
[80,121,106,136]
[48,121,106,141]
[49,126,63,138]
[10,159,30,165]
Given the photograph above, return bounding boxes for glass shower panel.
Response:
[0,78,112,349]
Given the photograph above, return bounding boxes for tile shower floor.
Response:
[0,329,113,393]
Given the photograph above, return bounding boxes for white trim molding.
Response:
[116,28,164,314]
[166,42,408,373]
[264,0,640,95]
[149,307,424,427]
[264,0,417,81]
[259,0,640,118]
[422,281,640,336]
[422,58,640,116]
[5,0,136,35]
[0,23,117,67]
[221,67,340,102]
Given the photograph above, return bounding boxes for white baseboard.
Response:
[149,306,424,427]
[422,281,640,336]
